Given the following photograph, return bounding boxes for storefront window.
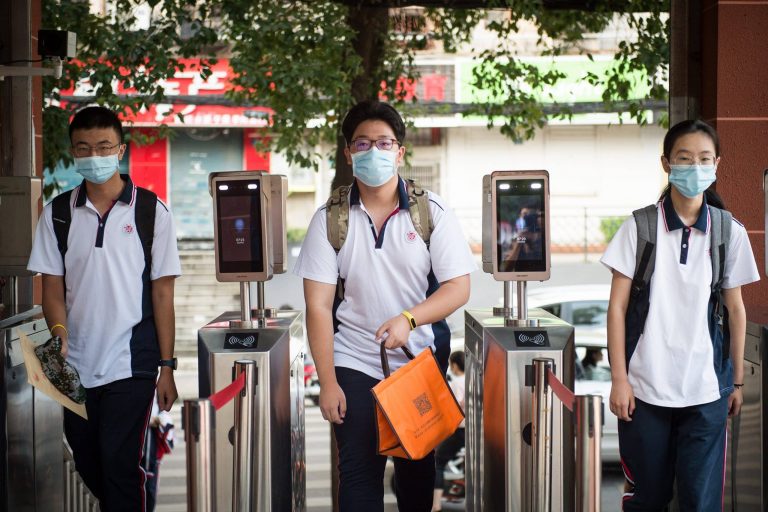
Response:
[170,128,244,239]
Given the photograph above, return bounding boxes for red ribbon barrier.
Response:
[547,368,575,412]
[209,371,246,411]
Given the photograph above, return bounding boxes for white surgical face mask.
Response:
[668,164,716,198]
[75,154,119,184]
[351,147,397,187]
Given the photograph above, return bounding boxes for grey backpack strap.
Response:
[631,204,658,295]
[325,185,351,253]
[405,179,433,247]
[708,206,732,294]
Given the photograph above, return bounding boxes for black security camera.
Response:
[37,30,76,60]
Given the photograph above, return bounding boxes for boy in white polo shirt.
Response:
[294,101,475,511]
[602,120,759,511]
[27,106,181,510]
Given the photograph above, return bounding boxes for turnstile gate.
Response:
[724,314,767,511]
[198,310,305,512]
[465,307,575,512]
[0,306,64,512]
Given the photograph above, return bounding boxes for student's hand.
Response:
[157,368,178,412]
[375,315,411,350]
[319,381,347,424]
[728,387,743,417]
[610,378,636,422]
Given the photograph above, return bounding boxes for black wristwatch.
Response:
[159,358,177,370]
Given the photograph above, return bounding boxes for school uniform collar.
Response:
[662,193,709,233]
[349,176,409,210]
[74,174,135,207]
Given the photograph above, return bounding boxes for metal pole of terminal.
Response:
[575,395,603,512]
[240,282,251,324]
[532,358,554,512]
[517,281,528,321]
[183,398,216,512]
[233,360,257,512]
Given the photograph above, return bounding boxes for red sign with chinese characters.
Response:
[63,59,453,127]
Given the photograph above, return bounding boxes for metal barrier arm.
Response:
[183,399,216,512]
[575,395,602,512]
[183,366,248,512]
[232,360,257,512]
[531,358,555,512]
[542,366,603,512]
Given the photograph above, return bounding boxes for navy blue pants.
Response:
[64,377,156,512]
[618,396,728,512]
[333,367,435,512]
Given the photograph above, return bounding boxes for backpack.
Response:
[325,178,434,300]
[51,186,157,276]
[623,203,732,372]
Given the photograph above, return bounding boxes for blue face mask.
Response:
[75,154,119,184]
[351,147,397,187]
[668,164,716,198]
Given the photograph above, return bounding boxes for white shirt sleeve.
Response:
[293,207,339,285]
[425,193,477,283]
[27,203,65,276]
[150,200,182,280]
[599,216,636,280]
[722,219,760,289]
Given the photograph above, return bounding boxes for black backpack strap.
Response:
[134,188,157,275]
[631,205,658,296]
[51,190,74,263]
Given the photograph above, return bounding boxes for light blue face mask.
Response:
[351,147,397,187]
[75,154,119,184]
[668,164,717,198]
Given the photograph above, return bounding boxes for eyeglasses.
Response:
[72,143,122,158]
[348,138,400,153]
[669,155,716,166]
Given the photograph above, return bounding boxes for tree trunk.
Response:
[331,5,389,191]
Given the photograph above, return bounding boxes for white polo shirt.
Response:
[294,178,476,380]
[27,177,181,388]
[601,197,759,407]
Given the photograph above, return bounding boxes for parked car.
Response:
[528,284,619,464]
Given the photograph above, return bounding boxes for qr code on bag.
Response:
[412,393,433,416]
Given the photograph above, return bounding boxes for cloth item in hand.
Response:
[34,336,86,404]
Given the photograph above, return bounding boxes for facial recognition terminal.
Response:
[483,170,551,281]
[210,171,287,282]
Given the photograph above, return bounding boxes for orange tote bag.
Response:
[371,343,464,460]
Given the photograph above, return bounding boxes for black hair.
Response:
[660,119,725,209]
[340,100,406,144]
[69,106,124,143]
[449,351,464,372]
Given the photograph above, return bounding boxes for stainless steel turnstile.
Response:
[1,305,64,512]
[724,313,767,511]
[465,308,575,512]
[198,310,305,512]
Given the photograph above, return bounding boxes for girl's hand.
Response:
[728,387,743,417]
[610,379,636,422]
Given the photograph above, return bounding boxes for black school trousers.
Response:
[333,366,435,512]
[64,376,156,512]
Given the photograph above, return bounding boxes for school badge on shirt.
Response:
[123,224,134,234]
[405,231,418,243]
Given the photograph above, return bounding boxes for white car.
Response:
[528,285,620,465]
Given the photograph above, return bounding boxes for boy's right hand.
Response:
[610,378,636,421]
[320,381,347,424]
